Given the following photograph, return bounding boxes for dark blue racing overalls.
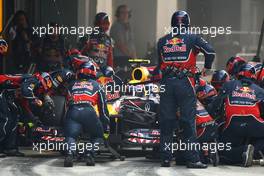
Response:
[208,79,264,164]
[158,32,215,162]
[0,75,24,153]
[64,79,110,156]
[0,90,19,153]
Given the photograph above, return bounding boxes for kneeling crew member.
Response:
[64,61,110,167]
[208,64,264,167]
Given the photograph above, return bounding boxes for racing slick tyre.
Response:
[120,156,125,161]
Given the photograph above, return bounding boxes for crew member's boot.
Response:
[85,153,95,166]
[4,149,25,157]
[242,144,254,167]
[64,152,74,167]
[0,148,6,158]
[209,149,220,166]
[161,159,171,167]
[186,161,208,169]
[0,146,6,158]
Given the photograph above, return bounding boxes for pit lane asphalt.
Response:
[0,148,263,176]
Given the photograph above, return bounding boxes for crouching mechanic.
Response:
[21,72,54,125]
[0,74,25,157]
[64,61,110,167]
[208,63,264,167]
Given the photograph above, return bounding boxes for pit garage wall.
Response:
[188,0,264,69]
[33,0,162,58]
[41,0,78,47]
[14,0,93,48]
[111,0,157,59]
[111,0,186,62]
[12,0,186,63]
[12,0,264,69]
[240,0,264,59]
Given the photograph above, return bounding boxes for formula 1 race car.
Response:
[107,59,217,152]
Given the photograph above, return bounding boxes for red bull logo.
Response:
[166,37,184,45]
[239,86,252,93]
[232,86,256,100]
[97,44,106,49]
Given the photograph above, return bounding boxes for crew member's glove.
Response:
[32,98,43,107]
[202,68,212,77]
[42,95,55,118]
[103,125,110,139]
[0,39,8,55]
[44,94,55,108]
